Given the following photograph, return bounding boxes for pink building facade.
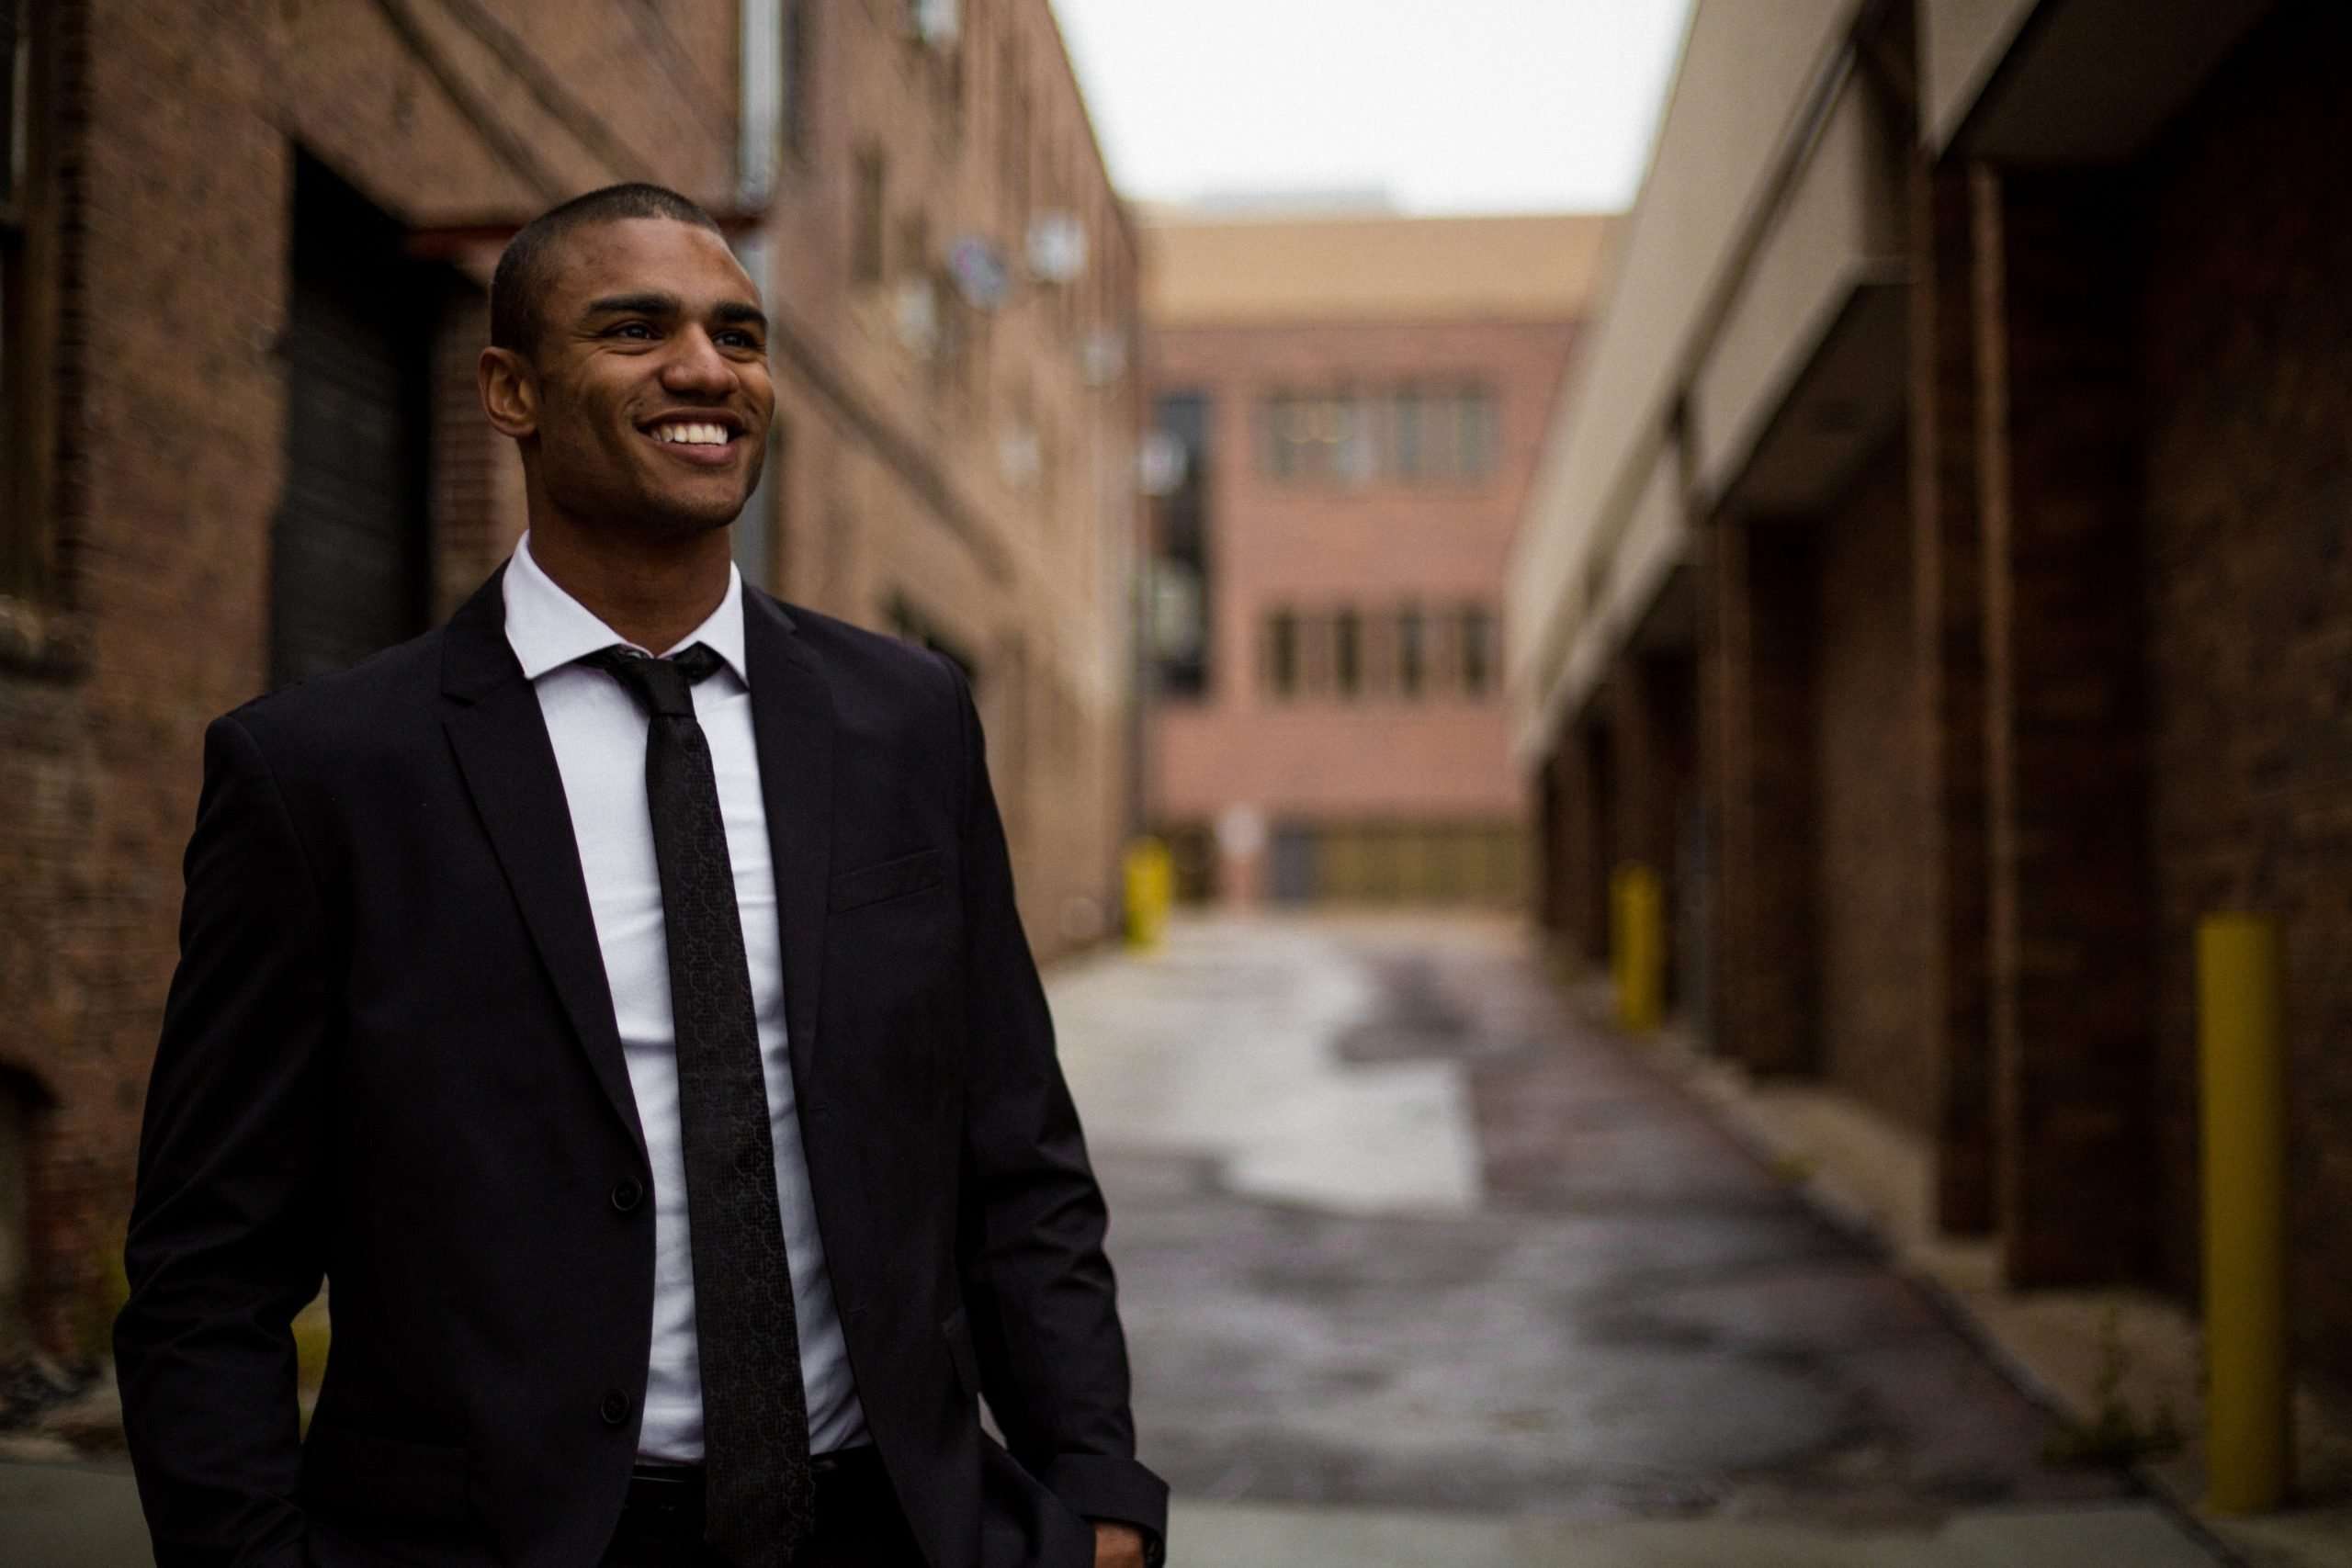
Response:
[1140,216,1603,906]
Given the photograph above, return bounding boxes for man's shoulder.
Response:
[753,587,964,705]
[215,623,448,762]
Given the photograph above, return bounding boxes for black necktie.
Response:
[584,643,814,1565]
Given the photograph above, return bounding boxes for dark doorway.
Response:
[1268,823,1316,904]
[270,152,435,686]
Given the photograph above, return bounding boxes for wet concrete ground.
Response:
[1048,915,2211,1557]
[0,911,2222,1565]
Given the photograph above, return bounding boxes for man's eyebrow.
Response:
[582,291,679,320]
[714,300,768,332]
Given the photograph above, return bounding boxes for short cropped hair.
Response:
[490,184,726,358]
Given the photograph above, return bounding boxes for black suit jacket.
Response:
[115,569,1167,1568]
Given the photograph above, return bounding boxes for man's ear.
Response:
[479,346,539,439]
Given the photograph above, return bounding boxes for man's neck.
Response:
[526,517,735,656]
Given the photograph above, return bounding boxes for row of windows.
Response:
[1261,386,1498,486]
[1261,604,1498,702]
[845,2,1123,338]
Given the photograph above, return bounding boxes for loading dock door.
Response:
[270,154,433,687]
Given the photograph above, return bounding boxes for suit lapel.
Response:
[439,569,648,1164]
[744,588,835,1085]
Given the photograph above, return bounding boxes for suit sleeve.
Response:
[936,653,1170,1552]
[116,713,334,1568]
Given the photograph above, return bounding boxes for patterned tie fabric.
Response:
[583,643,814,1566]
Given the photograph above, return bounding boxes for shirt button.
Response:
[601,1388,632,1426]
[611,1177,644,1213]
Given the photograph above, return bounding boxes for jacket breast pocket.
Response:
[829,847,944,914]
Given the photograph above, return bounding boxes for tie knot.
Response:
[583,643,723,717]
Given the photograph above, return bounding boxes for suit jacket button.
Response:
[611,1177,644,1213]
[601,1389,632,1426]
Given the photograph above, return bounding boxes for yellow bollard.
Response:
[2198,912,2290,1515]
[1609,865,1631,1009]
[1123,837,1172,951]
[1612,862,1664,1033]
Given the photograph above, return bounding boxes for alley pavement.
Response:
[1,912,2227,1565]
[1050,912,2226,1565]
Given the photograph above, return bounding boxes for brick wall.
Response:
[429,285,527,615]
[2137,0,2352,1391]
[278,0,739,222]
[1976,165,2160,1288]
[1814,442,1931,1134]
[1534,752,1569,934]
[1606,648,1696,1002]
[780,0,1142,953]
[1699,513,1819,1077]
[1908,159,1996,1235]
[0,0,293,1349]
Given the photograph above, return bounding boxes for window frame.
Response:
[1254,378,1497,488]
[1396,603,1426,699]
[1459,604,1495,697]
[1332,606,1362,699]
[1263,607,1298,699]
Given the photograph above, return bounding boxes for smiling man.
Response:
[115,185,1166,1568]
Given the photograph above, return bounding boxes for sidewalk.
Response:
[1173,1496,2220,1567]
[1566,971,2352,1568]
[0,1459,146,1567]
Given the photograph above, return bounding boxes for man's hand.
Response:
[1093,1520,1149,1568]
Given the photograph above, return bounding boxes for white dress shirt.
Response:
[502,531,866,1461]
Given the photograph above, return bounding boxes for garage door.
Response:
[270,154,434,686]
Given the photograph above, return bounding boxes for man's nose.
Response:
[659,327,734,393]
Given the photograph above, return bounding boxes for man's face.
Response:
[511,217,774,536]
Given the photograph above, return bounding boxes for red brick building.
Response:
[0,0,1137,1355]
[1142,213,1608,906]
[1513,0,2352,1399]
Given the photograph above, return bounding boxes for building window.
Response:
[1259,382,1497,487]
[1392,388,1423,479]
[1297,611,1332,695]
[782,0,813,160]
[1465,389,1498,477]
[1396,604,1425,698]
[1459,604,1495,696]
[1264,609,1298,697]
[1149,392,1212,698]
[852,147,887,284]
[2,0,51,601]
[1333,608,1362,698]
[1410,387,1497,483]
[1263,392,1372,485]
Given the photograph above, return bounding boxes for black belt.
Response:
[620,1446,888,1541]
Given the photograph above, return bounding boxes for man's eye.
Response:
[719,332,762,350]
[613,322,656,340]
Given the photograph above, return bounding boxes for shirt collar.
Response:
[503,530,749,687]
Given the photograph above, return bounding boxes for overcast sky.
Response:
[1048,0,1698,215]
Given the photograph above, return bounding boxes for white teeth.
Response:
[653,423,729,446]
